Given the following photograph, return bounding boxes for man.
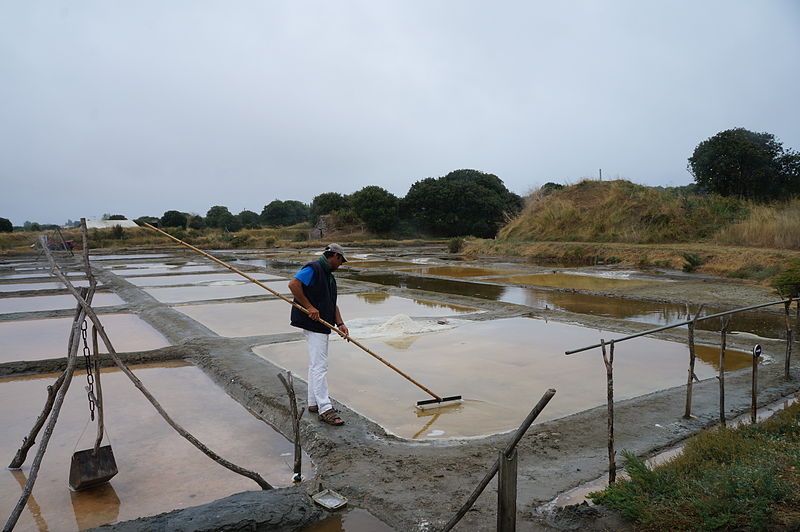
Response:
[288,244,349,426]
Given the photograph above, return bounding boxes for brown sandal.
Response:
[319,408,345,426]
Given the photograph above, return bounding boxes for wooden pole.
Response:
[785,299,793,380]
[719,317,729,427]
[142,222,449,404]
[684,306,704,419]
[497,448,518,532]
[441,389,556,532]
[92,325,106,453]
[40,241,274,490]
[751,345,760,424]
[7,289,93,469]
[4,302,85,532]
[277,372,304,481]
[601,339,616,483]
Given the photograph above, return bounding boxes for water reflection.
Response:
[347,273,787,339]
[70,482,121,531]
[395,266,524,277]
[302,508,396,532]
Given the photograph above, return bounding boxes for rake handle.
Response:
[142,224,443,402]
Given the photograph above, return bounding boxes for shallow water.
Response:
[110,264,221,276]
[303,508,395,532]
[495,273,657,290]
[394,265,524,277]
[176,293,478,337]
[0,313,171,362]
[127,272,286,287]
[0,363,308,531]
[0,280,92,292]
[144,280,291,304]
[346,273,787,339]
[0,293,125,314]
[254,317,753,439]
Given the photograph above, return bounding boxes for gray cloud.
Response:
[2,1,799,225]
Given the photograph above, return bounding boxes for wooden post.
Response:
[497,448,517,532]
[601,339,615,483]
[751,345,761,424]
[277,372,303,482]
[684,305,704,419]
[719,318,729,427]
[785,299,793,380]
[441,389,556,532]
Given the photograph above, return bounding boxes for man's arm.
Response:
[288,278,320,321]
[334,305,349,337]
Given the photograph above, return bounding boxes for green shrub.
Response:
[682,252,704,272]
[448,237,465,253]
[264,236,276,248]
[728,264,781,281]
[771,259,800,298]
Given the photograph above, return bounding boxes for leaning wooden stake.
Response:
[4,303,86,532]
[277,372,304,481]
[719,317,729,427]
[40,238,273,490]
[601,339,616,484]
[684,305,704,419]
[7,290,93,469]
[441,388,556,532]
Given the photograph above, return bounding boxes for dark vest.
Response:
[290,260,337,334]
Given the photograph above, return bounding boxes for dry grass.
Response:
[500,180,749,244]
[714,200,800,249]
[464,239,800,280]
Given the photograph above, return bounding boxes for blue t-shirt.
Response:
[294,266,315,286]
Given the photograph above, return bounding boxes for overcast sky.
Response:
[2,1,799,226]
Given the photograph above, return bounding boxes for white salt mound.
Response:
[344,314,460,339]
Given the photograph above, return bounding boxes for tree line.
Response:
[136,168,524,239]
[4,133,797,237]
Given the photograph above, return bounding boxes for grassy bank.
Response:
[467,180,800,283]
[499,180,800,250]
[589,403,800,531]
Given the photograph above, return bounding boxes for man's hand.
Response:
[338,323,350,339]
[307,306,320,321]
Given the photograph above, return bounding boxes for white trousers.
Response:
[305,330,332,414]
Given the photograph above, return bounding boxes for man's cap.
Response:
[324,243,347,262]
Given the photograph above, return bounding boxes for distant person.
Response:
[288,244,349,426]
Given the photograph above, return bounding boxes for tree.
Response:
[402,169,523,238]
[261,200,310,226]
[107,214,127,220]
[134,216,159,227]
[205,205,241,231]
[0,217,12,232]
[351,186,400,233]
[188,215,206,229]
[160,210,188,228]
[238,209,261,229]
[688,128,800,201]
[309,192,351,223]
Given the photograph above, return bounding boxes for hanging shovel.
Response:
[69,445,118,491]
[69,324,118,491]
